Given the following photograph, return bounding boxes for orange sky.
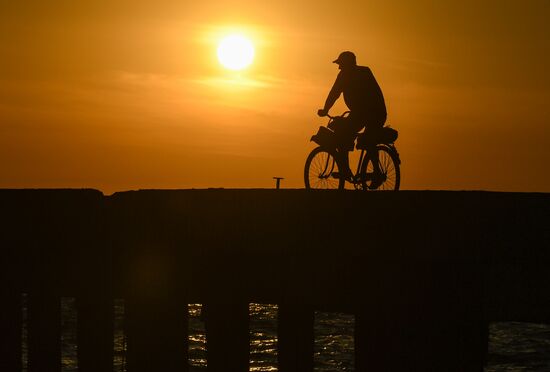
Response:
[1,1,549,193]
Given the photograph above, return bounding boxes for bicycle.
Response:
[304,112,401,190]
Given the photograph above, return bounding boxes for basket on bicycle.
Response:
[310,126,338,148]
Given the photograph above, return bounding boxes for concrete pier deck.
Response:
[1,189,549,371]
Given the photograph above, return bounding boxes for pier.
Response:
[1,189,549,371]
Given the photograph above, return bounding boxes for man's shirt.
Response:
[331,65,386,118]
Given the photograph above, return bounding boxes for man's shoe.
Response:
[368,173,385,189]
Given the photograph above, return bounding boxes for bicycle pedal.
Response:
[331,172,353,181]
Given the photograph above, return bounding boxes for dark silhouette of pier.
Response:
[1,189,549,371]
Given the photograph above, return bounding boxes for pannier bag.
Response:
[356,126,399,149]
[380,126,398,143]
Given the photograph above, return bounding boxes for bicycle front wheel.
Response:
[304,147,344,190]
[360,145,400,191]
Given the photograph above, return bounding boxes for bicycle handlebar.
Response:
[325,111,350,120]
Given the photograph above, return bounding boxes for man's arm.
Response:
[318,73,343,116]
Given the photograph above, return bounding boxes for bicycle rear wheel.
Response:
[304,147,345,190]
[360,145,400,191]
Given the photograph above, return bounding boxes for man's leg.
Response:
[340,149,353,178]
[332,119,355,179]
[365,116,385,187]
[366,144,384,188]
[367,145,381,176]
[340,114,363,178]
[331,148,352,180]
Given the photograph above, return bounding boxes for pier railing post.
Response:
[0,290,22,372]
[76,192,114,372]
[126,294,189,372]
[0,206,23,372]
[77,295,114,372]
[27,292,61,372]
[204,300,249,372]
[277,303,314,372]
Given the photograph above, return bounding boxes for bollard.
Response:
[273,177,284,189]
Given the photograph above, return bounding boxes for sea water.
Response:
[21,298,550,371]
[188,303,355,371]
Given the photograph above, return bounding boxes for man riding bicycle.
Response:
[317,51,387,187]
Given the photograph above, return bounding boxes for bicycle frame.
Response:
[354,148,367,179]
[347,143,392,184]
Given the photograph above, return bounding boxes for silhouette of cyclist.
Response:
[318,51,387,185]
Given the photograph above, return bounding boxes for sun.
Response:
[217,34,255,71]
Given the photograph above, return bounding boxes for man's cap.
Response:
[333,51,356,65]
